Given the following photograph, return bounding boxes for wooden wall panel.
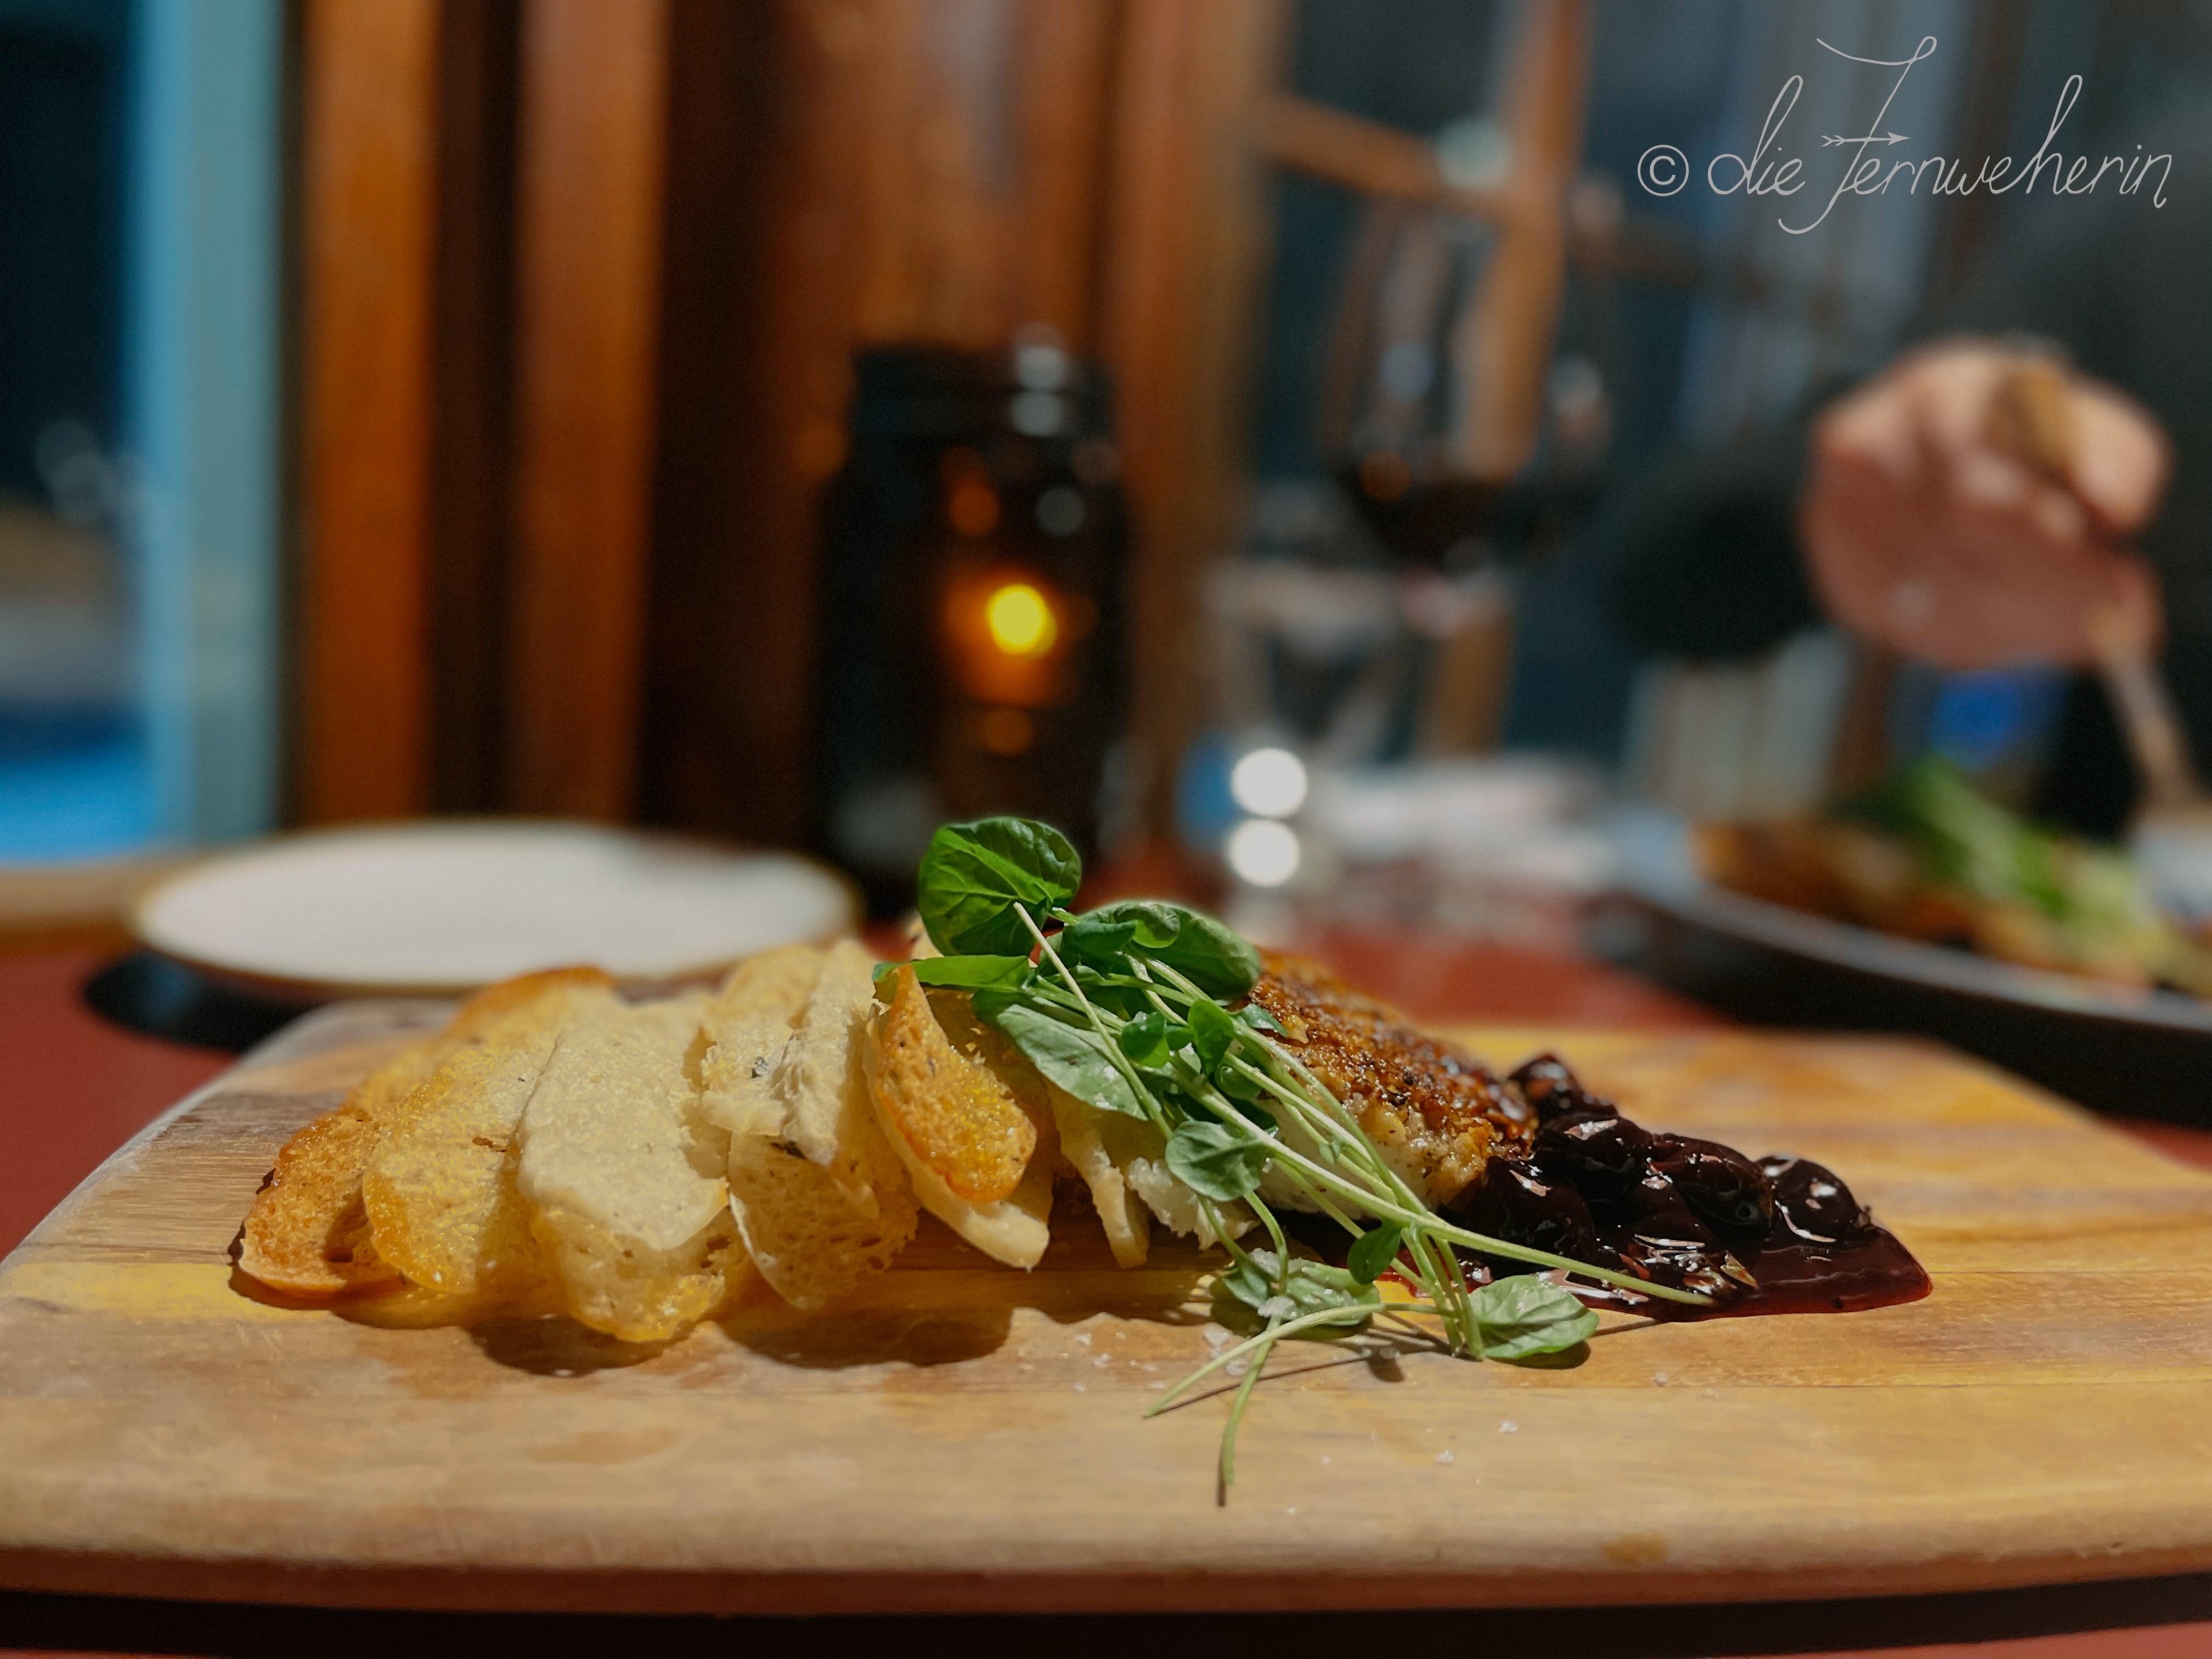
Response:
[426,0,520,812]
[1013,0,1119,345]
[640,0,1126,848]
[833,0,1119,350]
[294,0,441,823]
[641,1,873,848]
[1457,0,1590,479]
[637,1,778,840]
[296,0,1291,845]
[1099,0,1285,833]
[505,0,671,819]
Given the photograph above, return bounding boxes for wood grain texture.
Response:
[641,0,1286,847]
[6,1007,2212,1613]
[425,0,522,813]
[1453,0,1588,480]
[1099,0,1284,835]
[292,0,524,820]
[506,0,670,818]
[640,0,1129,848]
[294,0,442,823]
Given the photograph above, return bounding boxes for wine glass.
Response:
[1319,200,1509,569]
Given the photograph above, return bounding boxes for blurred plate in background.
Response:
[131,822,856,1002]
[1607,810,2212,1123]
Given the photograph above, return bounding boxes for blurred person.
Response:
[1607,104,2208,836]
[1801,342,2166,676]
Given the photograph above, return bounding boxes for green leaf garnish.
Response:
[1184,996,1238,1070]
[1165,1118,1272,1200]
[1216,1059,1266,1103]
[901,813,1710,1505]
[876,955,1035,990]
[1346,1221,1403,1285]
[1466,1274,1601,1359]
[1236,1002,1286,1036]
[1070,964,1153,1019]
[1060,913,1138,960]
[983,1000,1149,1118]
[1064,899,1260,998]
[1116,1009,1172,1069]
[916,817,1081,957]
[1212,1249,1379,1336]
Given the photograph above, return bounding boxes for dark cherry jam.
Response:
[1448,1054,1932,1321]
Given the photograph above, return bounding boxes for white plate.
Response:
[132,822,858,1001]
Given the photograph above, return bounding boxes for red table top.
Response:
[5,940,2211,1656]
[3,949,233,1257]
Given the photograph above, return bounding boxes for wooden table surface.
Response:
[5,936,2212,1657]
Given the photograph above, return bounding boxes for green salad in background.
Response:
[1702,757,2212,996]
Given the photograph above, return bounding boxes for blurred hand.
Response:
[1800,338,2170,669]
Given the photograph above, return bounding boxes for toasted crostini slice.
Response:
[363,972,617,1300]
[515,992,746,1342]
[864,966,1053,1269]
[239,966,614,1298]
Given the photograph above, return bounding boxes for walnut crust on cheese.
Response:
[1248,951,1528,1212]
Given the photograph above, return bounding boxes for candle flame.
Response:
[984,582,1057,657]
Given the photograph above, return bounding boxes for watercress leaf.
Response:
[1237,1002,1286,1036]
[1165,1118,1272,1201]
[1130,1036,1200,1088]
[1085,898,1187,951]
[1071,967,1149,1019]
[1212,1252,1275,1320]
[1140,1077,1186,1117]
[1217,1060,1265,1103]
[1346,1221,1403,1285]
[1173,913,1262,996]
[1118,1009,1170,1069]
[904,955,1034,990]
[1280,1259,1382,1327]
[1069,899,1260,998]
[1060,914,1137,963]
[1072,963,1147,991]
[915,817,1082,956]
[1098,985,1154,1023]
[1186,997,1239,1070]
[1469,1274,1600,1360]
[1228,1099,1277,1136]
[1211,1250,1378,1337]
[1164,1047,1208,1092]
[982,1000,1149,1119]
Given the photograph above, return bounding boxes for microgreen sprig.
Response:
[904,817,1709,1500]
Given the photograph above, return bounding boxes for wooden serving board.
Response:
[4,1002,2212,1615]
